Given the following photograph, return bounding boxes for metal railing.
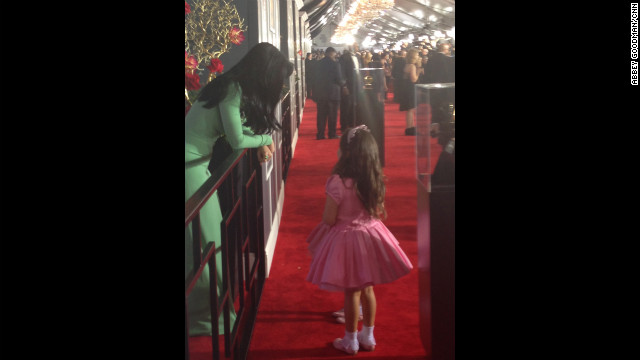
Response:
[185,148,266,360]
[280,91,292,182]
[294,82,301,128]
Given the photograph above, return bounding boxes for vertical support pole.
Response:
[192,215,201,272]
[221,224,231,358]
[209,244,219,360]
[185,299,190,360]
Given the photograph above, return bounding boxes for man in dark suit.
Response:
[315,47,345,139]
[391,50,406,103]
[304,52,315,100]
[424,41,455,146]
[339,47,360,132]
[424,42,454,84]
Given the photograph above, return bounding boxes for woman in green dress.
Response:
[185,42,293,335]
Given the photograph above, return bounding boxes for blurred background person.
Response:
[368,53,387,103]
[423,40,455,146]
[362,52,372,68]
[315,47,345,139]
[340,47,360,132]
[305,52,315,100]
[398,49,423,136]
[381,52,392,100]
[391,50,407,103]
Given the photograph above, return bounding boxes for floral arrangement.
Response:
[185,0,247,114]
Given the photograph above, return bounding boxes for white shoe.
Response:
[333,337,359,355]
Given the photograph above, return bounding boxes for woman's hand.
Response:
[258,144,274,163]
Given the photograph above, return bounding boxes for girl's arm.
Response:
[322,195,338,226]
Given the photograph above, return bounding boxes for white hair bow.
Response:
[347,125,369,144]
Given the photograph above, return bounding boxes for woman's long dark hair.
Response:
[332,128,387,219]
[196,43,294,134]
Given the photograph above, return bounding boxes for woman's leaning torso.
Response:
[185,86,238,158]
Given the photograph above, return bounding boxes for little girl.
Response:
[306,125,413,355]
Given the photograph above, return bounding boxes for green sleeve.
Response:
[219,83,273,149]
[242,125,254,134]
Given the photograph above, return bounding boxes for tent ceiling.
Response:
[302,0,455,46]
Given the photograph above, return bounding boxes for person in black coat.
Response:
[391,50,406,103]
[368,53,388,102]
[423,42,455,146]
[315,47,345,139]
[305,53,315,100]
[423,42,454,84]
[339,48,360,132]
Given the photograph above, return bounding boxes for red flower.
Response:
[185,52,198,73]
[207,58,224,74]
[185,2,191,15]
[185,72,201,90]
[229,27,245,45]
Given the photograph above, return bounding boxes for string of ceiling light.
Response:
[404,0,455,18]
[324,0,454,50]
[331,0,395,44]
[308,0,342,35]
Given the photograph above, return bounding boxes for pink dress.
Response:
[306,174,413,292]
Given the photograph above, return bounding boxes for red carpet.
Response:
[245,93,442,360]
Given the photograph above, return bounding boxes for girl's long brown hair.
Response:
[332,128,387,219]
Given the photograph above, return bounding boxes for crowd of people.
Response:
[305,40,455,137]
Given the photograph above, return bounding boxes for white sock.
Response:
[344,330,358,342]
[360,325,376,343]
[343,330,359,350]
